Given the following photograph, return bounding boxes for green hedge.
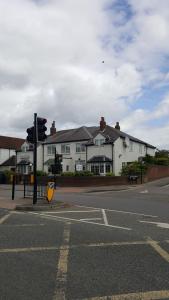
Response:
[61,171,94,177]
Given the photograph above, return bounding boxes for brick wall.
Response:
[146,165,169,181]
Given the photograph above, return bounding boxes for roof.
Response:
[45,124,155,149]
[44,159,54,165]
[0,155,16,166]
[87,156,112,163]
[17,159,31,165]
[0,136,25,150]
[45,126,97,144]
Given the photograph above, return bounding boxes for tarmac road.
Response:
[0,177,169,299]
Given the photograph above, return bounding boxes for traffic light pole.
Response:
[33,113,37,204]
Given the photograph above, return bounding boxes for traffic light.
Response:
[37,117,47,141]
[26,126,34,143]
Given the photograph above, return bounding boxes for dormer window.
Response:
[21,144,29,152]
[95,139,105,146]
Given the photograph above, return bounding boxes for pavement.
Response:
[0,184,137,211]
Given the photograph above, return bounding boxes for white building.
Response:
[0,135,24,171]
[16,118,156,176]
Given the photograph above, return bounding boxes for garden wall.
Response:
[146,165,169,181]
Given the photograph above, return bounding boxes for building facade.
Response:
[0,136,25,171]
[16,117,156,176]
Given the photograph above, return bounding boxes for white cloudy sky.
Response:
[1,0,169,149]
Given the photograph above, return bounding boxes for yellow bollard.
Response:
[30,174,34,184]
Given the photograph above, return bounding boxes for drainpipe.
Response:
[112,143,114,173]
[86,145,88,171]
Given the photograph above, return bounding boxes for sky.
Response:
[0,0,169,149]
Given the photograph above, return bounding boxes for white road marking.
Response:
[102,209,108,225]
[140,221,169,229]
[42,210,100,214]
[80,218,102,221]
[0,212,12,224]
[75,205,158,218]
[30,212,132,231]
[140,189,148,193]
[162,183,169,188]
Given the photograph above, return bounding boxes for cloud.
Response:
[0,0,169,148]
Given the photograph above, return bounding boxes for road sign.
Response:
[76,164,83,171]
[46,182,55,202]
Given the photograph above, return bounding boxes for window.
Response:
[139,144,142,154]
[47,145,55,155]
[129,141,133,152]
[95,139,105,146]
[91,164,105,175]
[106,164,111,173]
[21,145,29,152]
[76,143,85,153]
[100,164,104,173]
[66,165,69,171]
[91,164,99,175]
[61,144,70,154]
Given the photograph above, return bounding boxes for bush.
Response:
[120,161,147,176]
[75,171,94,176]
[36,170,47,176]
[61,172,75,176]
[143,154,155,164]
[106,172,115,176]
[154,157,169,166]
[61,171,94,177]
[3,170,15,182]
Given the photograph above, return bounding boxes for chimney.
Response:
[50,121,56,135]
[100,117,106,131]
[115,122,120,130]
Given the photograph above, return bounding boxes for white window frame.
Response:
[139,144,142,154]
[61,144,70,154]
[47,145,55,156]
[129,141,133,152]
[76,143,85,153]
[95,139,105,146]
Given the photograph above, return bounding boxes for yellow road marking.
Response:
[53,222,71,300]
[82,290,169,300]
[0,212,12,224]
[71,241,150,248]
[147,237,169,263]
[0,246,61,253]
[0,223,45,227]
[0,239,168,254]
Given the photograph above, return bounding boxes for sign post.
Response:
[46,182,55,202]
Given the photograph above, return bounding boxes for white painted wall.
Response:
[16,142,43,174]
[113,137,155,175]
[0,149,15,164]
[43,142,87,173]
[17,136,155,175]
